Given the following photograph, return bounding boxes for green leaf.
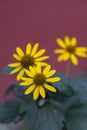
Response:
[26,99,64,130]
[51,73,74,96]
[1,66,13,74]
[69,76,87,93]
[65,103,87,130]
[0,99,21,123]
[5,83,26,99]
[64,92,87,130]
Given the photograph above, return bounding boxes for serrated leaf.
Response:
[1,66,13,74]
[0,99,21,123]
[26,99,64,130]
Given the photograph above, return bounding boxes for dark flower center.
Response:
[66,45,76,53]
[34,74,46,85]
[21,55,35,69]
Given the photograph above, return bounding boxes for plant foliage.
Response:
[1,66,87,130]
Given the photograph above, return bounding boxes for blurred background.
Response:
[0,0,87,100]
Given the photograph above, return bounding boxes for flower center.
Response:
[34,73,46,85]
[67,45,76,53]
[21,55,35,69]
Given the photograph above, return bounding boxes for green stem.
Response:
[65,60,71,76]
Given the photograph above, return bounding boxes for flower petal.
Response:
[10,66,22,74]
[46,77,61,82]
[58,53,70,61]
[39,86,45,98]
[64,36,70,46]
[34,65,41,73]
[75,51,87,58]
[16,47,24,57]
[70,54,78,65]
[29,66,37,75]
[24,84,35,94]
[20,81,33,86]
[17,69,24,81]
[21,77,33,82]
[24,69,35,77]
[46,70,56,78]
[8,63,21,67]
[26,43,32,55]
[35,56,49,61]
[76,47,87,52]
[54,49,65,54]
[31,43,39,56]
[35,61,48,66]
[33,86,39,100]
[44,84,56,92]
[33,49,45,58]
[56,38,66,48]
[43,65,51,75]
[71,37,77,46]
[13,54,21,61]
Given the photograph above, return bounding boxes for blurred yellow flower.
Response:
[8,43,49,80]
[20,65,61,100]
[54,36,87,65]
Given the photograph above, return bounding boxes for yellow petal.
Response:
[56,38,66,48]
[35,56,49,61]
[16,47,24,57]
[8,63,21,67]
[71,37,77,46]
[31,43,39,56]
[54,49,65,54]
[39,86,45,98]
[43,65,51,75]
[35,61,48,66]
[64,36,70,46]
[58,53,70,62]
[76,47,87,52]
[10,66,22,74]
[24,84,35,94]
[17,69,24,81]
[26,43,32,54]
[20,81,33,86]
[33,49,46,58]
[44,84,56,92]
[75,51,87,58]
[46,77,61,82]
[46,70,56,78]
[21,77,33,82]
[33,87,39,100]
[34,65,41,73]
[70,54,78,65]
[29,66,37,75]
[13,54,21,61]
[24,69,35,77]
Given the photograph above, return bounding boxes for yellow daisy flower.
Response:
[54,36,87,65]
[8,43,49,80]
[20,65,61,100]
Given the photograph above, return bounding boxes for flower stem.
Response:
[65,60,71,76]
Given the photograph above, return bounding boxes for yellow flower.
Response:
[8,43,49,80]
[20,65,61,100]
[54,36,87,65]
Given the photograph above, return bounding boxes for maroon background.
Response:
[0,0,87,100]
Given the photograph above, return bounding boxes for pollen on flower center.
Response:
[34,73,46,85]
[21,55,35,69]
[67,45,76,53]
